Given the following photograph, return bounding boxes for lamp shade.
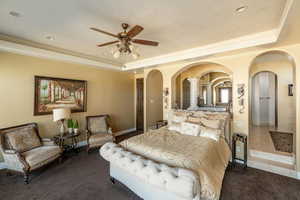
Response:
[53,108,71,122]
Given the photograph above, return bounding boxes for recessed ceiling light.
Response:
[45,35,55,41]
[9,11,21,17]
[236,6,248,13]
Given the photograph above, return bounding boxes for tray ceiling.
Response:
[0,0,295,70]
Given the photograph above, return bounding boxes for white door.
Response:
[252,72,276,126]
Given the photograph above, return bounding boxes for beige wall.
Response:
[142,43,300,172]
[0,52,135,161]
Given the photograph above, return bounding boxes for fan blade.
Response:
[97,40,119,47]
[132,39,159,46]
[90,27,119,38]
[127,25,144,38]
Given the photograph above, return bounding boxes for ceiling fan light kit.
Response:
[90,23,159,59]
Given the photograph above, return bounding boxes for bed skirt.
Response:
[100,142,201,200]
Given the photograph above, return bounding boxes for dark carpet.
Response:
[1,150,300,200]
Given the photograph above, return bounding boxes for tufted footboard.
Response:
[100,142,201,200]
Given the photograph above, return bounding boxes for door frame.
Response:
[136,78,144,131]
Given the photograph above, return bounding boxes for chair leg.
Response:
[58,157,62,164]
[110,177,115,184]
[24,172,29,184]
[6,170,12,177]
[86,145,90,154]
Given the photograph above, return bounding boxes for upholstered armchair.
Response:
[0,123,62,184]
[86,115,115,153]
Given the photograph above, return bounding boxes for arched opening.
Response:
[146,70,163,130]
[249,50,296,168]
[171,62,233,111]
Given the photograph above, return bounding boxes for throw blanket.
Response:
[120,127,231,200]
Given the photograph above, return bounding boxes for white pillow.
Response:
[168,122,182,133]
[172,115,187,123]
[200,118,221,129]
[180,122,200,136]
[186,116,202,124]
[199,126,221,141]
[191,111,206,118]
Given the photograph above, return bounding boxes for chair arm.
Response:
[86,130,91,146]
[108,127,113,134]
[107,127,116,142]
[2,150,29,172]
[41,138,56,146]
[0,135,29,171]
[86,130,91,138]
[4,149,18,154]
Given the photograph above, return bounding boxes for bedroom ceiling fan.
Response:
[90,23,159,59]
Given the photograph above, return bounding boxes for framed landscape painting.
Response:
[34,76,87,115]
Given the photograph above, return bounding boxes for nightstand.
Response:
[232,133,247,168]
[156,120,168,129]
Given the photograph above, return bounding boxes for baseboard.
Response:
[114,128,137,136]
[248,160,298,179]
[250,150,294,165]
[77,140,88,148]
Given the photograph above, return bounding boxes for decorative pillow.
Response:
[199,126,221,141]
[89,117,108,133]
[5,127,41,152]
[199,118,221,129]
[168,122,182,133]
[180,122,200,136]
[191,111,206,118]
[186,116,203,124]
[172,114,187,123]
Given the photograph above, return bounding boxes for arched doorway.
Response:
[249,50,296,168]
[146,70,163,130]
[171,63,233,110]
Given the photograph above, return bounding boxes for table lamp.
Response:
[53,108,71,136]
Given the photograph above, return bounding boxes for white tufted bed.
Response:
[100,111,231,200]
[101,142,201,200]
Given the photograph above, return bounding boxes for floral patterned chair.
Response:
[0,123,62,184]
[86,115,115,153]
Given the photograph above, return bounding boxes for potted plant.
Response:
[73,120,79,134]
[67,119,73,134]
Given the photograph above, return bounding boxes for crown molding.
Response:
[274,0,294,38]
[124,30,277,70]
[0,40,122,70]
[124,0,294,70]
